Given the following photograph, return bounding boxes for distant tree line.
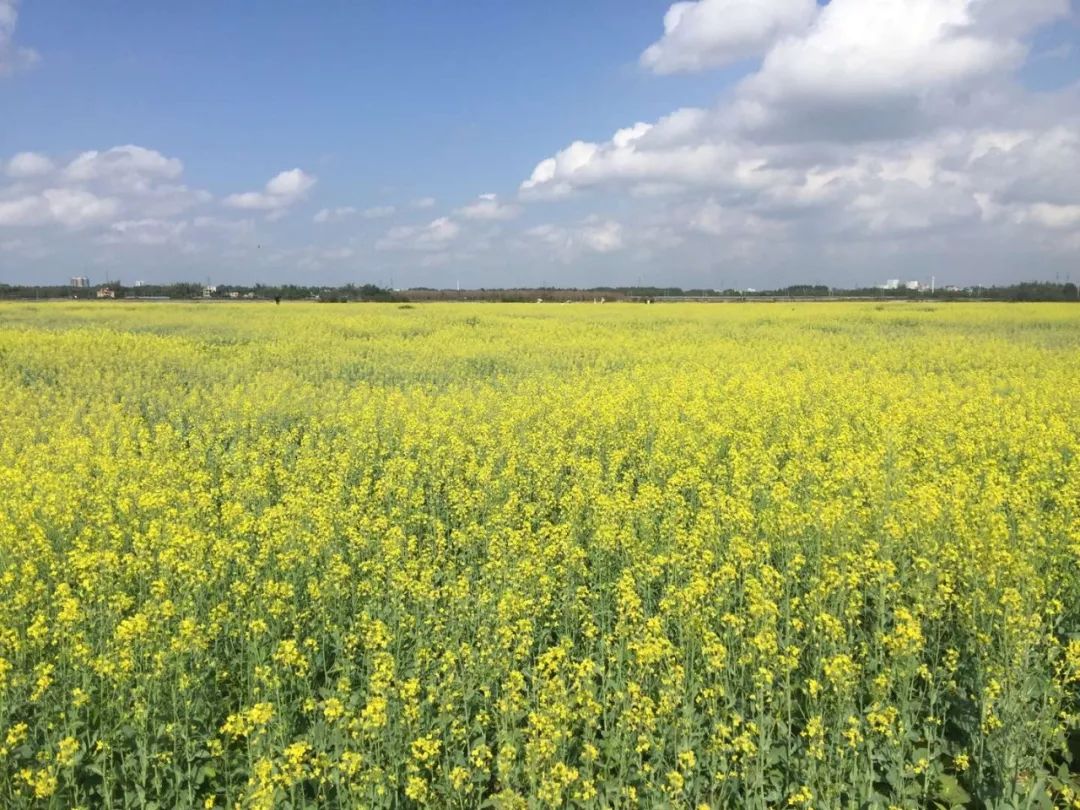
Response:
[0,280,1077,302]
[761,281,1079,301]
[0,282,404,302]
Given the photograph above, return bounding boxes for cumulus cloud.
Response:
[579,218,623,253]
[85,150,203,221]
[0,188,120,228]
[522,217,625,260]
[733,0,1069,141]
[642,0,817,74]
[688,197,778,238]
[521,141,603,198]
[376,216,460,251]
[457,193,520,220]
[0,145,201,230]
[963,126,1080,206]
[224,168,316,211]
[412,197,436,208]
[1020,203,1080,230]
[6,152,54,178]
[0,0,38,77]
[520,0,1079,276]
[0,145,215,239]
[520,110,761,200]
[65,145,183,186]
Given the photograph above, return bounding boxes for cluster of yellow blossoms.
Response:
[0,301,1078,807]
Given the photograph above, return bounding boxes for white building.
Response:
[905,280,921,291]
[70,276,89,288]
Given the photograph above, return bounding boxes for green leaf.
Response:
[934,773,970,808]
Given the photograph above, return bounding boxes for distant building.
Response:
[96,287,115,299]
[133,280,146,288]
[227,291,240,299]
[70,276,89,288]
[905,280,921,291]
[883,279,900,290]
[203,285,217,298]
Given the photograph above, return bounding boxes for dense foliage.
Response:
[1,302,1078,808]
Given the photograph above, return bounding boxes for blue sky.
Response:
[6,2,717,198]
[2,0,1079,289]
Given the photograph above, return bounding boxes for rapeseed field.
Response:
[0,301,1078,808]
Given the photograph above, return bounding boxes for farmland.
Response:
[1,301,1078,808]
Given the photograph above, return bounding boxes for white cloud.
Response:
[963,126,1080,206]
[412,196,436,208]
[0,145,214,240]
[64,145,183,186]
[457,192,520,220]
[733,0,1068,141]
[376,216,460,251]
[521,141,602,198]
[642,0,817,74]
[522,217,625,259]
[521,111,745,199]
[0,0,38,77]
[44,189,123,229]
[1022,203,1080,230]
[0,195,45,227]
[0,188,121,228]
[526,0,1074,194]
[265,168,313,197]
[224,168,316,211]
[579,218,623,253]
[6,151,54,178]
[46,146,210,217]
[689,198,779,238]
[519,0,1080,275]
